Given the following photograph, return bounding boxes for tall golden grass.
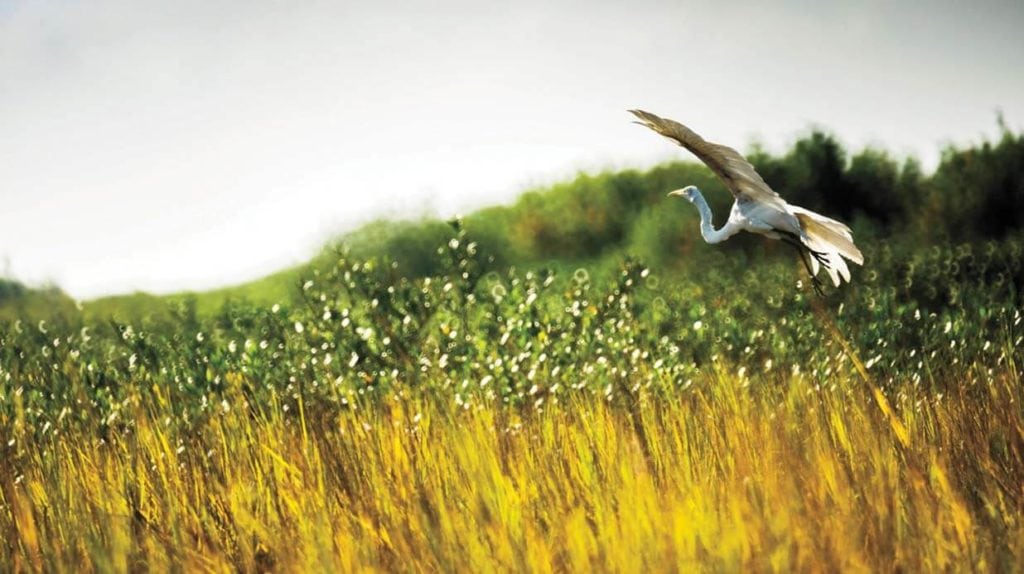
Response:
[3,359,1022,572]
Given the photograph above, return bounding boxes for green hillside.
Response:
[80,264,306,322]
[0,277,78,321]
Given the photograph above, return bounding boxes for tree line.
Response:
[348,121,1024,274]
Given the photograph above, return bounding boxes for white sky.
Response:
[2,0,1022,299]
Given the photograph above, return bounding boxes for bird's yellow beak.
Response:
[667,189,686,197]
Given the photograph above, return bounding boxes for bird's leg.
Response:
[805,257,826,297]
[808,249,831,268]
[783,237,825,296]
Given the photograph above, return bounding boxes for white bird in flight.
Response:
[629,109,863,291]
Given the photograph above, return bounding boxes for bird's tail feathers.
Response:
[795,212,864,266]
[795,209,862,288]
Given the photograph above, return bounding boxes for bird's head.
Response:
[668,185,699,202]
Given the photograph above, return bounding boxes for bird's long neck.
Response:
[690,189,734,244]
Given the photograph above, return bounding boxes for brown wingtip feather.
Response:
[628,110,653,124]
[628,109,662,124]
[629,109,692,148]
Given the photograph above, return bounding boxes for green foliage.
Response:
[2,226,1020,433]
[929,128,1024,240]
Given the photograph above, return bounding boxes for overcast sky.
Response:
[2,0,1022,299]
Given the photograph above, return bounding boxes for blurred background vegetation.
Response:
[2,121,1022,321]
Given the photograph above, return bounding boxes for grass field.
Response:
[2,229,1023,571]
[4,363,1022,571]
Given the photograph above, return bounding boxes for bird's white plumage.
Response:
[633,109,863,289]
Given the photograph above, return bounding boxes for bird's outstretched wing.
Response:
[629,109,789,212]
